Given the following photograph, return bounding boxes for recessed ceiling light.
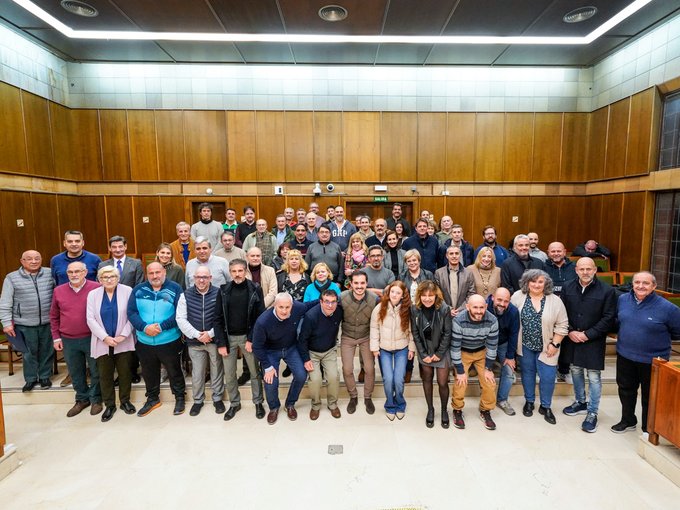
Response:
[563,6,598,23]
[318,5,348,22]
[60,0,98,18]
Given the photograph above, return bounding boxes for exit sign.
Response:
[373,196,388,202]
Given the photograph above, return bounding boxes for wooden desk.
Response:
[648,358,680,447]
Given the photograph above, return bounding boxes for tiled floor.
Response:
[1,393,679,510]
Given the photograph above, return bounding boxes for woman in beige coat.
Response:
[370,280,416,421]
[511,269,568,425]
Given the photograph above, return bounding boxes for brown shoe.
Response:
[310,408,320,420]
[267,408,279,425]
[60,374,72,387]
[365,398,375,414]
[286,406,298,421]
[347,397,358,414]
[66,401,90,418]
[90,403,103,416]
[404,370,412,384]
[330,407,341,419]
[358,368,365,383]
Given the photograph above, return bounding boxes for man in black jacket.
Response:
[214,258,266,421]
[500,234,543,294]
[559,257,617,433]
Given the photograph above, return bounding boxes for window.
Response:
[651,192,680,292]
[659,91,680,170]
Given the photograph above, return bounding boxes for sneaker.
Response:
[610,420,636,434]
[582,413,598,433]
[452,409,465,429]
[563,401,588,416]
[556,372,567,383]
[137,400,161,417]
[479,410,496,430]
[498,400,516,416]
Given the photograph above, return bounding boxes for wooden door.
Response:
[345,202,413,226]
[191,201,226,224]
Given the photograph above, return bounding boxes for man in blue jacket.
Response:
[50,230,101,285]
[128,262,185,417]
[402,219,440,274]
[486,288,519,417]
[612,271,680,434]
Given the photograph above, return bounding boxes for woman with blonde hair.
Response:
[370,280,415,421]
[411,280,452,428]
[467,246,501,298]
[155,242,185,289]
[303,262,341,301]
[343,232,369,287]
[276,249,310,301]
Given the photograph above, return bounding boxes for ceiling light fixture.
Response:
[563,6,598,23]
[13,0,654,45]
[60,0,98,17]
[318,5,348,22]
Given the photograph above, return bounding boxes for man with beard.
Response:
[363,246,395,296]
[474,225,509,268]
[365,218,388,248]
[500,234,544,294]
[527,232,548,263]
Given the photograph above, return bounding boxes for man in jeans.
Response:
[486,288,519,417]
[298,289,344,420]
[560,257,617,433]
[176,266,225,417]
[50,261,102,417]
[214,258,266,421]
[0,250,55,392]
[339,271,380,415]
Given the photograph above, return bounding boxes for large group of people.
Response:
[1,201,679,436]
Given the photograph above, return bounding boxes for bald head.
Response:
[492,287,511,314]
[547,242,566,265]
[20,250,42,274]
[146,262,167,290]
[466,294,488,322]
[575,257,597,286]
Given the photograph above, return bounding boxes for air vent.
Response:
[318,5,348,22]
[60,1,98,18]
[563,6,598,23]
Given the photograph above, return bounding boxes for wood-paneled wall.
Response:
[0,82,659,184]
[0,190,651,278]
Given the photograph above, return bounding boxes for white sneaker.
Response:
[498,400,516,416]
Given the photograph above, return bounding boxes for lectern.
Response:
[648,358,680,447]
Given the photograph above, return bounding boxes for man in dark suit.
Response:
[98,235,144,288]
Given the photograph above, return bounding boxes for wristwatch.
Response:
[549,341,561,349]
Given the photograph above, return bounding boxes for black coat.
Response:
[410,303,452,361]
[560,278,617,370]
[500,253,543,294]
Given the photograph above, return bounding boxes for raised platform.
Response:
[638,435,680,488]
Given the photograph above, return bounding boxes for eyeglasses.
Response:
[194,276,211,280]
[322,300,338,306]
[100,275,119,280]
[66,270,85,275]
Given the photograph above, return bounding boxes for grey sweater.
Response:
[0,267,54,327]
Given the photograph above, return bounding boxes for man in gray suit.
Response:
[98,236,144,288]
[434,245,476,317]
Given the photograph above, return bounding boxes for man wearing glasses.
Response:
[298,290,344,420]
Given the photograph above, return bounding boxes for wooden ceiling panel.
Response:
[443,0,548,36]
[425,45,507,65]
[607,1,680,37]
[279,0,387,35]
[210,0,285,33]
[495,36,629,66]
[523,0,631,37]
[382,0,457,35]
[158,41,244,63]
[111,0,225,32]
[31,0,136,30]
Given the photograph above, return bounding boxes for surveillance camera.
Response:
[326,183,335,192]
[206,188,214,195]
[313,183,322,195]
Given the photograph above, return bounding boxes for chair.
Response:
[596,272,617,285]
[618,272,635,285]
[668,296,680,308]
[142,253,157,276]
[0,334,21,376]
[594,258,610,272]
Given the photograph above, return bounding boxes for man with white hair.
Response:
[252,293,318,425]
[500,234,543,294]
[185,237,230,288]
[242,219,278,266]
[170,221,196,270]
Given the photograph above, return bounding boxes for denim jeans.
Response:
[263,346,307,410]
[496,341,514,403]
[570,365,602,415]
[379,347,408,413]
[62,336,101,404]
[519,347,557,408]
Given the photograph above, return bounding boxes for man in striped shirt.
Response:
[451,294,499,431]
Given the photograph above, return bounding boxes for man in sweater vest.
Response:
[451,294,499,431]
[50,261,102,417]
[252,292,317,425]
[128,262,185,417]
[0,250,55,391]
[612,271,680,434]
[176,266,224,417]
[299,289,344,420]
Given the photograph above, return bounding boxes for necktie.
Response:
[116,259,123,276]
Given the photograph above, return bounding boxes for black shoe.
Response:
[364,398,375,415]
[523,401,535,417]
[255,403,266,419]
[224,404,242,421]
[173,399,186,416]
[282,366,292,377]
[101,406,116,422]
[539,406,556,424]
[22,381,37,392]
[189,403,203,416]
[120,401,136,414]
[39,378,52,389]
[131,373,141,384]
[441,408,450,429]
[237,371,250,386]
[611,420,637,434]
[137,400,161,417]
[213,401,226,414]
[114,377,119,387]
[426,408,434,428]
[347,397,358,414]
